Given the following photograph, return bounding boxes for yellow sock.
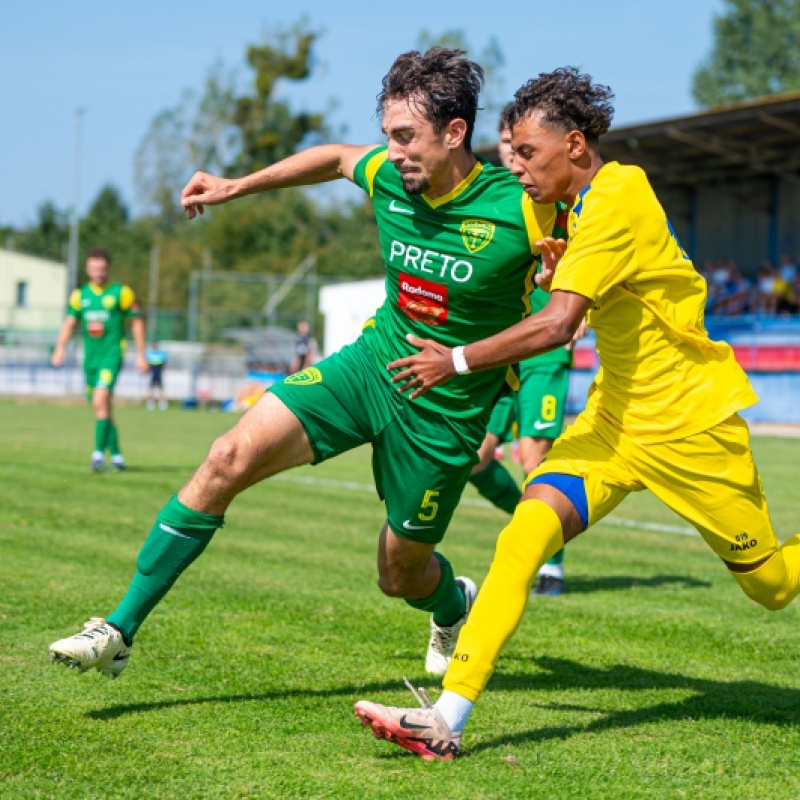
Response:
[733,534,800,610]
[443,499,564,702]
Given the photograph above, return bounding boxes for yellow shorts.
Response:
[526,413,777,566]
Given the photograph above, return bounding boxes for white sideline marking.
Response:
[270,473,698,537]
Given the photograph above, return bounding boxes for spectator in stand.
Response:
[779,253,798,284]
[709,260,751,316]
[754,260,779,315]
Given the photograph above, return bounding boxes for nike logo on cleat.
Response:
[399,714,432,731]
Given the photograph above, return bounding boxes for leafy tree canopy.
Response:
[693,0,800,106]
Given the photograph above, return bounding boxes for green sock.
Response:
[95,419,111,452]
[545,548,565,566]
[107,495,224,642]
[405,552,465,626]
[469,460,522,515]
[107,423,121,457]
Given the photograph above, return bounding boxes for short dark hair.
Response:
[498,102,514,133]
[509,67,615,142]
[86,246,110,263]
[377,48,484,151]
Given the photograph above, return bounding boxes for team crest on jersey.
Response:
[285,367,322,386]
[460,219,495,254]
[102,295,117,310]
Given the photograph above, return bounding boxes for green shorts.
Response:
[84,360,122,392]
[486,362,570,442]
[486,393,517,442]
[517,361,570,440]
[269,336,486,544]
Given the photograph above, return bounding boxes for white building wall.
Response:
[0,251,67,332]
[318,279,386,356]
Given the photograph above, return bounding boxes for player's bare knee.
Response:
[206,434,249,484]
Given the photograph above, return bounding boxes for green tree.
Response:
[14,201,69,262]
[78,184,152,298]
[134,23,325,228]
[693,0,800,106]
[228,23,326,175]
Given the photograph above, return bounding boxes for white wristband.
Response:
[452,345,471,375]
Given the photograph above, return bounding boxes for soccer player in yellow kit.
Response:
[354,67,800,761]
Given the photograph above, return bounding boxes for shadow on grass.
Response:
[86,678,432,721]
[559,574,711,594]
[468,656,800,754]
[88,655,800,757]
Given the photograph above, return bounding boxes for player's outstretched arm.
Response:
[51,316,77,368]
[181,144,378,219]
[131,317,148,374]
[388,291,592,399]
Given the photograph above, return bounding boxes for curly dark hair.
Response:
[377,48,484,151]
[498,101,514,133]
[509,67,615,141]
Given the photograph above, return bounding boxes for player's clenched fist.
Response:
[181,172,238,219]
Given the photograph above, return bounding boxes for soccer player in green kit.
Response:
[49,49,560,680]
[468,106,583,595]
[51,247,148,471]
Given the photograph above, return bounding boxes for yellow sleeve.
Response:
[67,288,82,316]
[551,184,637,302]
[119,285,136,312]
[520,195,557,254]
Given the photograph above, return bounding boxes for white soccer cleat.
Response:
[90,452,105,473]
[425,576,477,676]
[355,678,461,761]
[49,617,132,678]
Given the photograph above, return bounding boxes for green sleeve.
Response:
[351,146,388,196]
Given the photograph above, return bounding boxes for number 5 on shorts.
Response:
[419,490,439,521]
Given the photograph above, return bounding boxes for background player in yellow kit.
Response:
[355,67,800,761]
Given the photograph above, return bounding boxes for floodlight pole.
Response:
[66,108,84,300]
[65,108,84,395]
[147,241,160,342]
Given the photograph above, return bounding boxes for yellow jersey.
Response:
[551,161,757,442]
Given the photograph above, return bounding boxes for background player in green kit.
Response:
[51,247,147,471]
[49,49,560,681]
[469,110,582,595]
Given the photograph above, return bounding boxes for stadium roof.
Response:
[602,91,800,188]
[480,91,800,188]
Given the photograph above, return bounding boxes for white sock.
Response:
[92,450,104,461]
[434,690,474,733]
[538,562,564,580]
[111,454,125,465]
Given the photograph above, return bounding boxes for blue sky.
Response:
[0,0,723,227]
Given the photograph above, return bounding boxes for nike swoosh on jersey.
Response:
[402,519,434,531]
[389,200,414,215]
[533,420,557,430]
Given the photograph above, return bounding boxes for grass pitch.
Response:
[2,400,800,799]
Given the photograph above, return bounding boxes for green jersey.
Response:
[68,282,140,368]
[353,147,558,419]
[522,204,573,371]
